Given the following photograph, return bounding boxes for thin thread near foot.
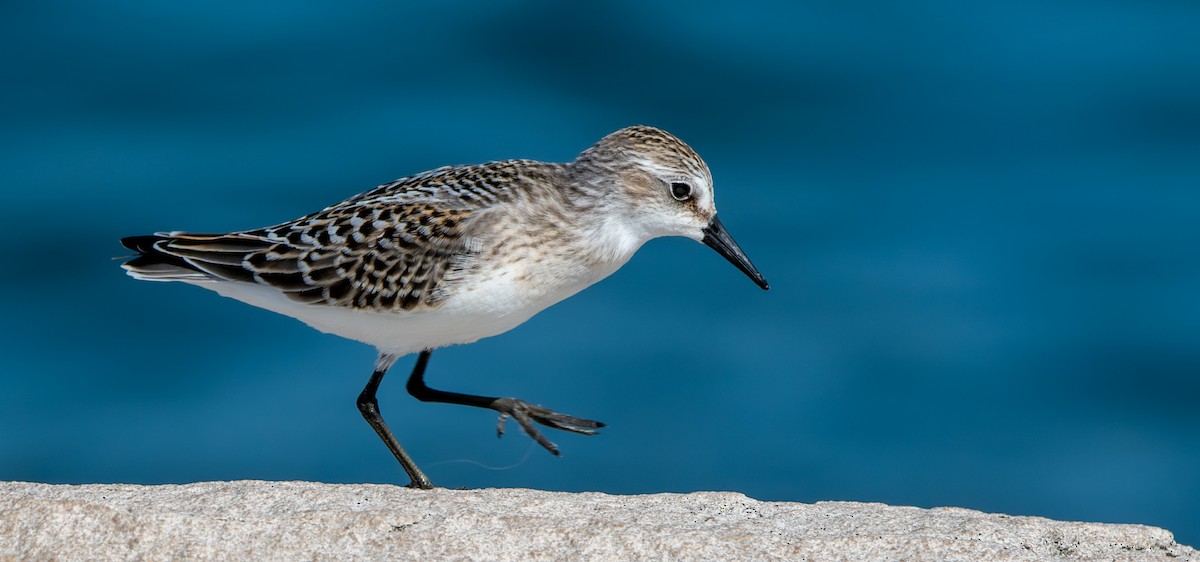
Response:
[426,440,537,471]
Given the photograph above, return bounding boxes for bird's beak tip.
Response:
[701,216,769,291]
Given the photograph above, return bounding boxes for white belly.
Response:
[194,254,627,356]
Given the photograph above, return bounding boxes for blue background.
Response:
[2,0,1198,546]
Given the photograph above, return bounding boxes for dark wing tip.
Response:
[120,234,194,271]
[120,233,259,282]
[121,234,169,254]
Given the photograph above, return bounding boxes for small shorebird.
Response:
[121,125,768,488]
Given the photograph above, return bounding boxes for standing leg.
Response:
[357,352,433,489]
[405,350,605,456]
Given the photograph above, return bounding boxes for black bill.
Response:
[701,215,769,290]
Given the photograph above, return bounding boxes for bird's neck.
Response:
[555,160,661,268]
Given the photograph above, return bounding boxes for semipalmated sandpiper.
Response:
[121,125,768,488]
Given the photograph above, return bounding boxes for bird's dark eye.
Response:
[670,181,692,201]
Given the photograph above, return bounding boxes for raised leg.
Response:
[357,353,434,489]
[405,350,605,456]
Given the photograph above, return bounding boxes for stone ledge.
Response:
[0,480,1193,561]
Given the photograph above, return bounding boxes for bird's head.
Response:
[574,126,769,290]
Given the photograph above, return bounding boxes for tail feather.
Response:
[120,233,265,283]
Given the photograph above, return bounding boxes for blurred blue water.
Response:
[2,0,1198,546]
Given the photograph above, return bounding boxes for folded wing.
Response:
[121,202,479,312]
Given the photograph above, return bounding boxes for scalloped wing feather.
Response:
[118,162,530,311]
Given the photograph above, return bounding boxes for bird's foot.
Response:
[489,397,604,456]
[403,478,435,490]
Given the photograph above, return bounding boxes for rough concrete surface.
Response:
[0,480,1193,561]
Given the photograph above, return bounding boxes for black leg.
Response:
[357,353,434,489]
[405,350,605,456]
